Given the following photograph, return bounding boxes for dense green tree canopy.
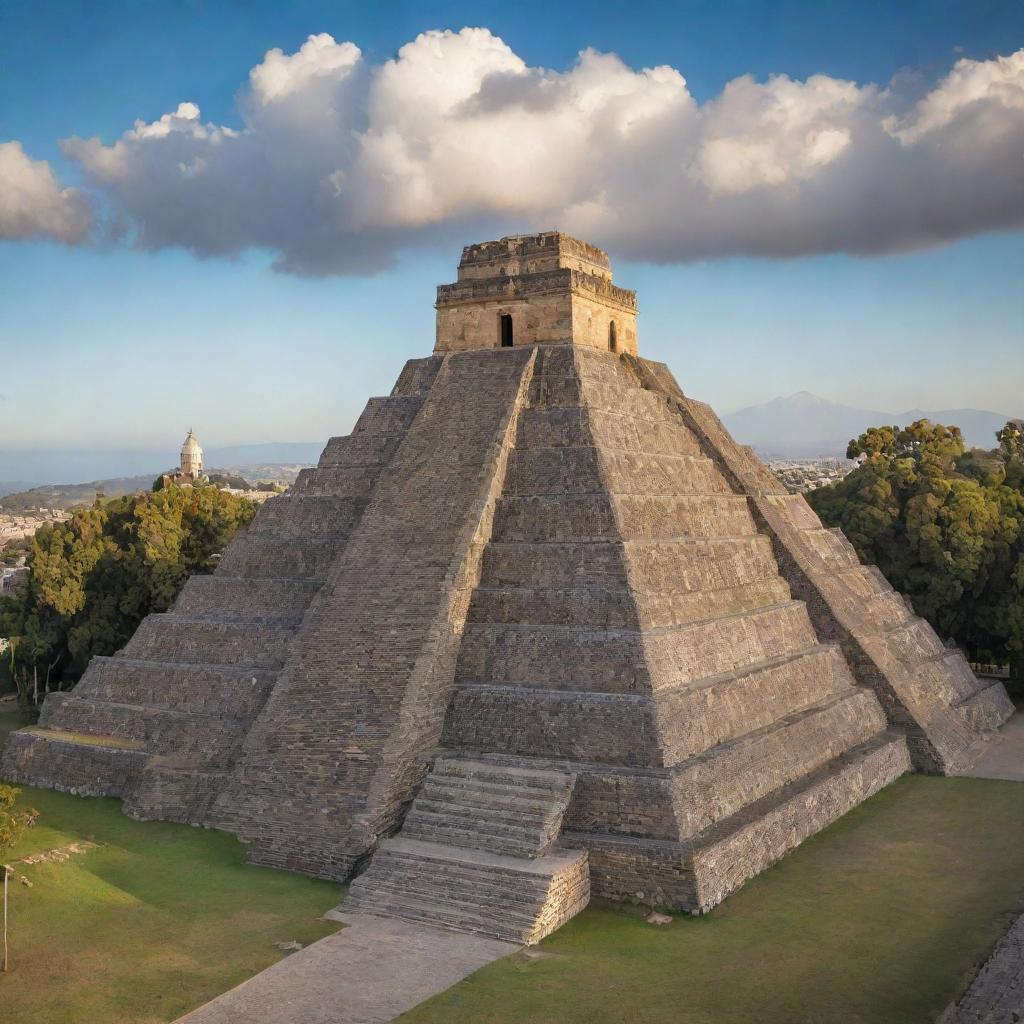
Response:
[808,419,1024,693]
[0,486,255,698]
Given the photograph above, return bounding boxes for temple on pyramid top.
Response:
[434,231,638,354]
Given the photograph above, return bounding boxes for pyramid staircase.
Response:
[346,759,589,944]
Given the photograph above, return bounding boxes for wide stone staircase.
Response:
[346,759,590,944]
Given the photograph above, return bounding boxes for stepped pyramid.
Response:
[4,232,1012,939]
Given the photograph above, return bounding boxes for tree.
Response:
[0,484,256,698]
[0,784,37,972]
[809,419,1024,697]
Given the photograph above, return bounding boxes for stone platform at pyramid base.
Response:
[431,733,910,914]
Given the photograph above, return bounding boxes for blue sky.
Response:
[1,0,1022,479]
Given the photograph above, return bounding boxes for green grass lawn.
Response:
[401,776,1024,1024]
[0,742,343,1022]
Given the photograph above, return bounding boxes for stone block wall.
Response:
[434,231,637,355]
[210,347,539,879]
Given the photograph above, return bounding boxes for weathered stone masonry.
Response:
[2,231,1012,940]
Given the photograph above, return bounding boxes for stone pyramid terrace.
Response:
[3,231,1013,941]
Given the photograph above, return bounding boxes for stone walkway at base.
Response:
[940,912,1024,1024]
[174,912,516,1024]
[940,711,1023,1023]
[957,712,1024,782]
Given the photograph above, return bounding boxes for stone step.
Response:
[173,575,321,620]
[443,686,660,766]
[346,838,590,944]
[670,688,888,836]
[819,568,915,626]
[124,764,230,824]
[0,727,149,799]
[534,345,624,384]
[631,579,792,629]
[456,622,650,693]
[214,532,345,581]
[248,494,366,537]
[940,914,1024,1024]
[351,394,426,434]
[481,540,629,588]
[516,406,705,458]
[507,446,732,498]
[492,493,757,543]
[398,814,555,859]
[119,614,296,669]
[678,397,789,497]
[468,578,791,630]
[74,657,275,717]
[796,527,863,571]
[40,693,249,765]
[411,790,553,823]
[319,432,405,468]
[957,679,1015,733]
[530,374,686,423]
[883,616,949,663]
[655,644,857,762]
[686,732,911,911]
[344,892,539,944]
[431,757,577,793]
[389,354,443,397]
[916,648,991,705]
[479,536,778,592]
[456,599,816,693]
[400,759,576,858]
[642,600,820,687]
[346,864,552,913]
[290,464,384,499]
[469,585,639,629]
[419,775,576,812]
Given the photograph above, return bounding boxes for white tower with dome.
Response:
[180,429,204,479]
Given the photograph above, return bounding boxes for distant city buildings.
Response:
[768,458,856,493]
[0,508,72,571]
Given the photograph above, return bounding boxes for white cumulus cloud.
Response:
[33,29,1024,272]
[0,141,91,243]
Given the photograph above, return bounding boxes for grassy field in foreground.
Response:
[402,775,1024,1024]
[0,766,343,1022]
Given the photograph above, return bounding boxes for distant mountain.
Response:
[722,392,1015,458]
[0,475,159,512]
[0,481,40,499]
